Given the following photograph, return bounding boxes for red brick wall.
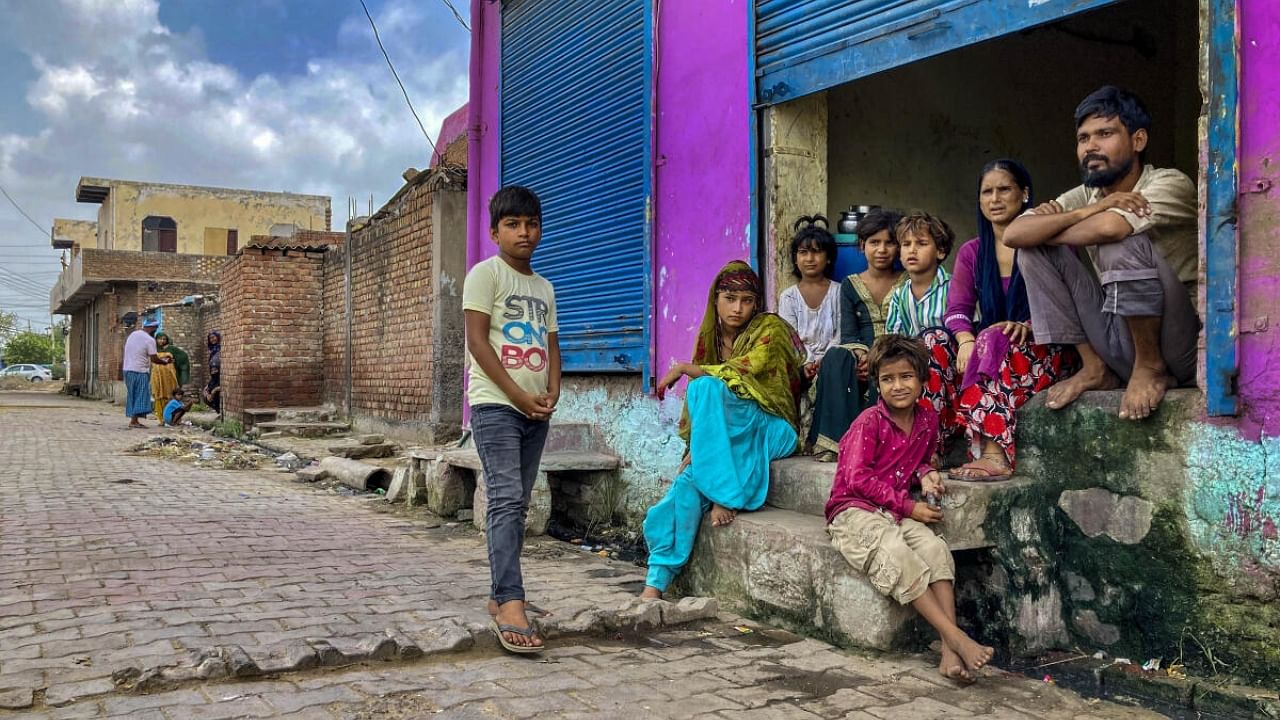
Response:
[220,248,325,418]
[320,179,435,421]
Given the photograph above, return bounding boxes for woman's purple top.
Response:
[943,238,1013,389]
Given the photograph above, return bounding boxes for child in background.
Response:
[463,185,561,654]
[885,212,954,337]
[162,388,192,427]
[777,216,840,446]
[826,334,994,684]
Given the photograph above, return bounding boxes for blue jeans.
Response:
[471,403,550,605]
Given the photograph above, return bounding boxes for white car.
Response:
[0,364,53,382]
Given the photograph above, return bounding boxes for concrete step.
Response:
[677,506,916,651]
[439,448,619,473]
[543,422,607,454]
[254,421,350,438]
[766,456,1030,550]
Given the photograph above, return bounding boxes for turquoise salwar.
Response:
[643,376,798,591]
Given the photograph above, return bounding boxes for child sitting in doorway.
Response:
[777,216,840,446]
[826,334,994,683]
[162,388,193,427]
[885,212,954,337]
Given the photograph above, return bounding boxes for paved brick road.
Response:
[0,391,1161,719]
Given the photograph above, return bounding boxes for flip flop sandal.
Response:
[491,620,544,654]
[947,459,1012,482]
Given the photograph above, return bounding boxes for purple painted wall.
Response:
[466,0,753,382]
[652,0,753,372]
[1237,0,1280,437]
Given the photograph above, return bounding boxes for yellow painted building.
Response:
[71,177,330,256]
[51,218,98,254]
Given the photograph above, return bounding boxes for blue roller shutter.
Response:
[755,0,1124,105]
[501,0,651,373]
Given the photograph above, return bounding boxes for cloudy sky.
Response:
[0,0,469,330]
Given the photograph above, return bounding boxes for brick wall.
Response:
[80,248,229,283]
[220,248,325,419]
[321,178,435,422]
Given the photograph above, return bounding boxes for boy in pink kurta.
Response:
[826,334,994,683]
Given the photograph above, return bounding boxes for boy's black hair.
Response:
[866,334,930,384]
[856,208,903,249]
[896,211,955,258]
[1074,85,1151,134]
[171,388,184,398]
[789,215,837,279]
[489,186,542,230]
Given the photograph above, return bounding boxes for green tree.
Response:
[2,331,56,364]
[0,310,15,338]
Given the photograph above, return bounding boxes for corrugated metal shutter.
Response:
[501,0,650,373]
[755,0,1123,104]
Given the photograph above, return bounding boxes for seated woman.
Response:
[641,261,806,599]
[807,208,905,460]
[921,159,1078,479]
[777,216,840,444]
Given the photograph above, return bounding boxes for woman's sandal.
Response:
[490,620,545,654]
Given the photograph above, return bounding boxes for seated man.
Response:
[1004,85,1198,421]
[163,388,193,427]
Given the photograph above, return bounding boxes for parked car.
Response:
[0,364,53,382]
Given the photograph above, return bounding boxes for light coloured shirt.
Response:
[1053,165,1197,296]
[885,266,952,337]
[777,281,841,364]
[122,329,157,374]
[462,256,558,410]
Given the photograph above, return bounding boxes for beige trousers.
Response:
[828,507,955,605]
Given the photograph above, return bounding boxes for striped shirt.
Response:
[884,266,952,337]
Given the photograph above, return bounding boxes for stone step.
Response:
[439,448,619,473]
[677,506,916,651]
[543,422,607,454]
[766,456,1031,550]
[254,421,350,438]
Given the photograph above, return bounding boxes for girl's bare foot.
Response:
[945,630,995,673]
[710,504,737,527]
[640,586,663,601]
[938,645,974,684]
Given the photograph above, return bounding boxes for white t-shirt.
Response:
[122,330,157,374]
[777,281,840,364]
[462,256,558,410]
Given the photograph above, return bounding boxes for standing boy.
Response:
[884,212,954,337]
[826,335,994,683]
[463,186,561,654]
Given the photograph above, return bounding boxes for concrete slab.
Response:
[439,448,619,473]
[679,507,916,651]
[766,457,1029,550]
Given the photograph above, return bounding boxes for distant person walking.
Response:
[123,318,171,428]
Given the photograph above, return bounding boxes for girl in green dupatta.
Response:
[641,261,806,599]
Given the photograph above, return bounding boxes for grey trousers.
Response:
[1017,233,1199,384]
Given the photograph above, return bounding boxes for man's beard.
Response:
[1080,153,1134,188]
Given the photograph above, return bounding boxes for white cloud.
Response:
[0,0,468,320]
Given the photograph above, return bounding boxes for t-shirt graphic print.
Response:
[462,255,558,410]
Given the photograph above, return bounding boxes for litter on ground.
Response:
[126,435,276,470]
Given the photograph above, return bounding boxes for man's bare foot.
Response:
[640,586,663,601]
[1045,364,1118,410]
[1120,366,1173,421]
[939,645,975,684]
[710,504,737,527]
[945,630,995,673]
[128,420,146,428]
[493,600,542,649]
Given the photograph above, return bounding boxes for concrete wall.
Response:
[53,218,98,252]
[96,182,329,256]
[824,0,1199,246]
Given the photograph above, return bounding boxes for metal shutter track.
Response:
[502,0,649,372]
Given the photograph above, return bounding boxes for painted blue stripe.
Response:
[1204,0,1240,416]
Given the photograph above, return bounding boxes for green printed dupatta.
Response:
[678,261,807,446]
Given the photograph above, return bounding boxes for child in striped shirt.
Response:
[885,212,955,337]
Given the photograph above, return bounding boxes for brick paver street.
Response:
[0,391,1162,719]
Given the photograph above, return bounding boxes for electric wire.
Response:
[0,184,51,237]
[439,0,470,31]
[358,0,437,154]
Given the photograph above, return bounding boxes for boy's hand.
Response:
[920,470,946,498]
[537,390,560,410]
[513,391,555,421]
[910,501,943,524]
